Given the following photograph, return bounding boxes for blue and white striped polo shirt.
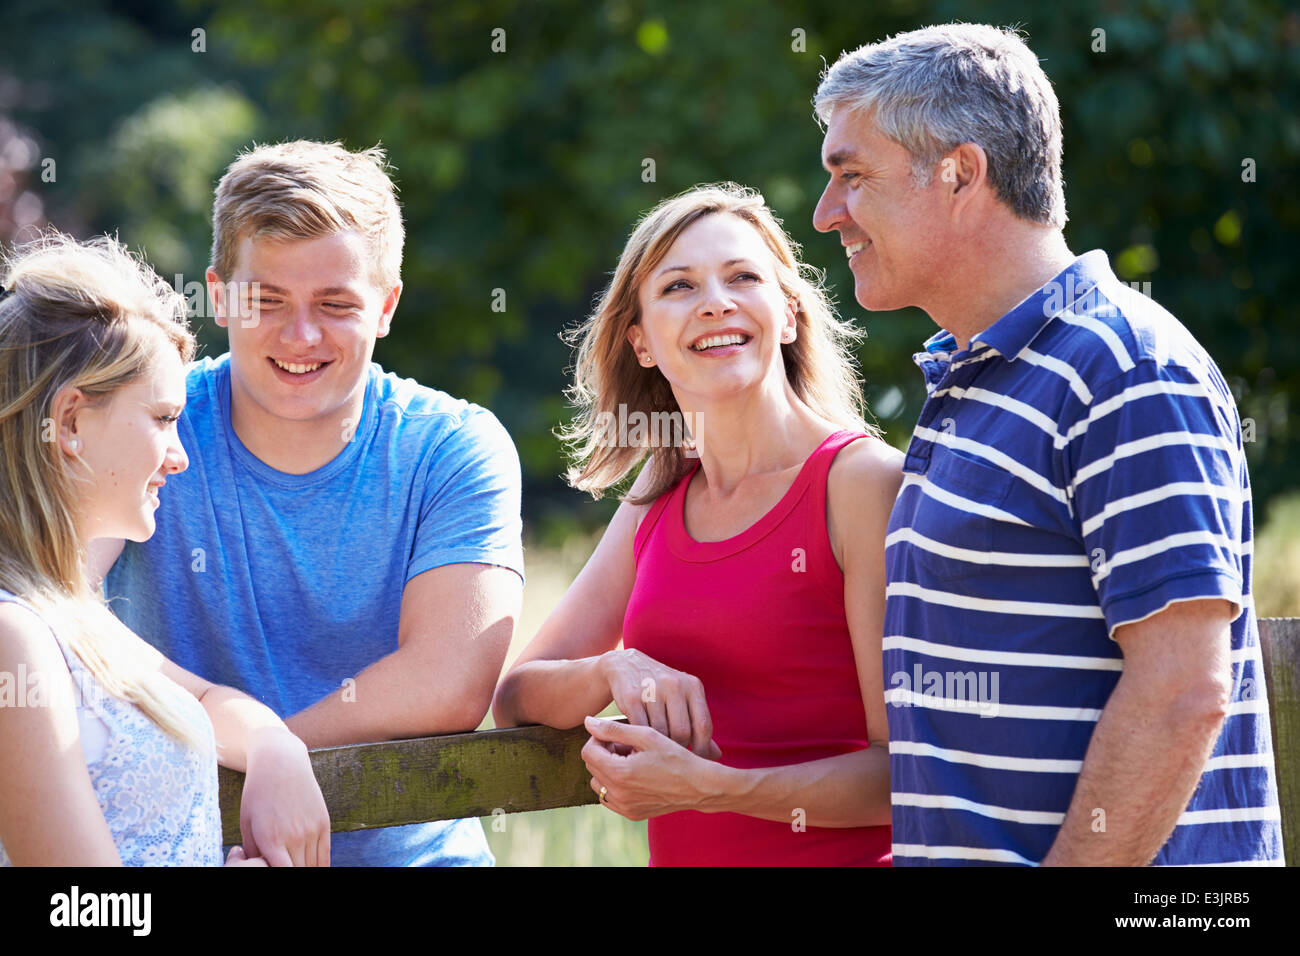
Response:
[883,249,1284,866]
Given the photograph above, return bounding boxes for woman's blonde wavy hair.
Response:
[0,232,207,750]
[560,183,878,505]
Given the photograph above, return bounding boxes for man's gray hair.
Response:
[814,23,1067,227]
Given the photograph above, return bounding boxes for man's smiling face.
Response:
[211,230,399,430]
[813,107,950,312]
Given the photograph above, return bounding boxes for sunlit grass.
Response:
[478,528,649,866]
[1254,491,1300,618]
[482,804,649,867]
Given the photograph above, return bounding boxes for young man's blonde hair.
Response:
[560,183,876,505]
[0,233,207,750]
[210,140,404,288]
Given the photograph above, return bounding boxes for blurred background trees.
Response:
[2,0,1296,542]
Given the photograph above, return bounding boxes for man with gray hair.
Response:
[813,23,1282,865]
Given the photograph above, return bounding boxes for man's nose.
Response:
[813,179,842,234]
[282,304,323,346]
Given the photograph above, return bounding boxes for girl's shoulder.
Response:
[0,597,82,737]
[0,594,60,660]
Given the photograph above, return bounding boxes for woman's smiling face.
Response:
[628,212,796,405]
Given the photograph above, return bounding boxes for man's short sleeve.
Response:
[408,408,525,584]
[1069,359,1246,636]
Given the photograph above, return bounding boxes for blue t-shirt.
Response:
[105,354,525,866]
[883,250,1283,866]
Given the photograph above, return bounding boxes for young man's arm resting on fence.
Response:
[1039,597,1235,866]
[285,561,521,748]
[92,540,519,747]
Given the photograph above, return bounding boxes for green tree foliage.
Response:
[3,0,1295,535]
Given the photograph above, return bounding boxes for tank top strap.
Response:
[803,429,872,529]
[633,460,700,565]
[0,588,80,675]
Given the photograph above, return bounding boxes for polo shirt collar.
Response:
[922,329,958,354]
[925,249,1115,363]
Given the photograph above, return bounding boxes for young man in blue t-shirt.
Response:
[97,140,525,866]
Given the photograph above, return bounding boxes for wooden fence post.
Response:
[1259,618,1298,865]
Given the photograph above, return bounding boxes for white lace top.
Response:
[0,591,222,866]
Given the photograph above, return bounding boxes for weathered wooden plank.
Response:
[218,722,604,846]
[1260,619,1299,865]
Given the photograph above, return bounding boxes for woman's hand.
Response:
[581,715,732,820]
[599,649,722,758]
[237,728,330,866]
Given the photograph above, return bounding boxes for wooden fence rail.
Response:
[218,721,602,845]
[220,618,1300,864]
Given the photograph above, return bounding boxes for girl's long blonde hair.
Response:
[560,183,878,504]
[0,232,207,750]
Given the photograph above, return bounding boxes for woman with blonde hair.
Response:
[0,233,329,866]
[493,184,903,865]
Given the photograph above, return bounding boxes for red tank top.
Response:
[624,429,892,866]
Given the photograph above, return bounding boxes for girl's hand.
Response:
[238,728,330,866]
[599,649,722,759]
[224,845,268,866]
[581,715,733,821]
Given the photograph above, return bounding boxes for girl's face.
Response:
[68,337,189,543]
[628,213,797,408]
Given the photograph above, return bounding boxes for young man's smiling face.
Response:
[813,107,951,313]
[209,230,400,437]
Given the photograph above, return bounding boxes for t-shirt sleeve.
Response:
[407,408,525,584]
[1068,358,1247,637]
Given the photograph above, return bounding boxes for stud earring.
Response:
[642,354,654,366]
[68,438,81,453]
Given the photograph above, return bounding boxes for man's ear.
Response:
[944,141,988,218]
[376,282,402,339]
[206,268,230,329]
